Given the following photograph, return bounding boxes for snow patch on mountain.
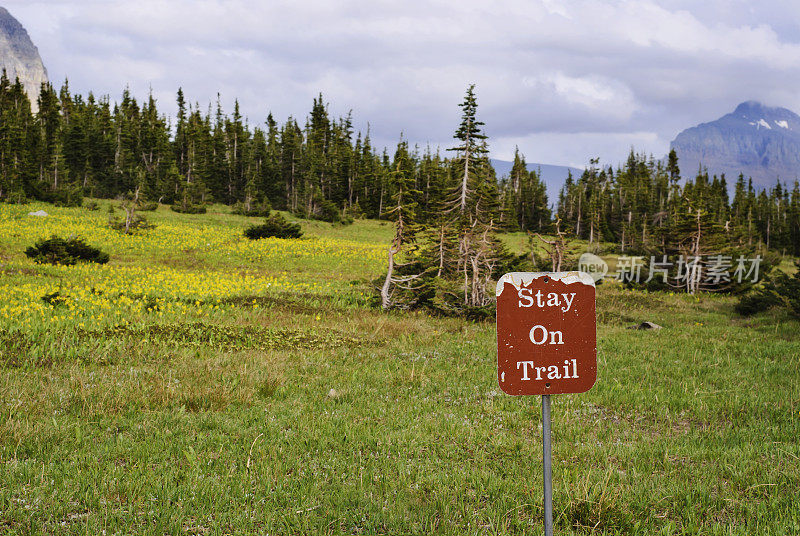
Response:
[670,101,800,188]
[749,119,772,129]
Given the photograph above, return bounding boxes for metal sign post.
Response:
[542,394,553,536]
[496,272,597,535]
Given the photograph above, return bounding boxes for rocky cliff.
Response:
[670,101,800,188]
[0,7,48,112]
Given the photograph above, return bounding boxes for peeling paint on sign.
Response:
[496,271,597,396]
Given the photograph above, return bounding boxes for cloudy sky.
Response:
[5,0,800,168]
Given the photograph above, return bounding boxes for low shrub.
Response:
[317,199,342,223]
[43,187,83,207]
[2,190,27,204]
[735,291,781,316]
[109,213,155,234]
[736,260,800,318]
[343,202,365,220]
[41,291,69,307]
[25,236,110,266]
[244,213,303,240]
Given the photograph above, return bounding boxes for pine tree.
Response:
[381,138,424,309]
[447,84,488,215]
[442,86,506,309]
[666,206,735,294]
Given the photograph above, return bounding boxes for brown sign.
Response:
[496,272,597,396]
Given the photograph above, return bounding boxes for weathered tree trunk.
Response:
[123,187,140,235]
[290,153,296,212]
[380,243,400,310]
[348,172,353,207]
[436,225,445,277]
[460,151,470,213]
[688,208,702,294]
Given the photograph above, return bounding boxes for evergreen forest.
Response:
[1,73,799,282]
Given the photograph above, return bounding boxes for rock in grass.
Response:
[629,321,662,330]
[327,388,340,399]
[27,210,48,217]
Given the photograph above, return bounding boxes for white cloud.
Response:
[3,0,800,167]
[522,72,637,117]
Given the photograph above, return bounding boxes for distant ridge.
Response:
[490,159,583,200]
[670,101,800,189]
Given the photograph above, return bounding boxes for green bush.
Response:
[736,261,800,317]
[38,186,83,207]
[41,291,69,307]
[109,213,155,234]
[343,202,365,220]
[2,190,27,204]
[25,236,110,266]
[244,213,303,240]
[317,199,341,223]
[735,291,781,316]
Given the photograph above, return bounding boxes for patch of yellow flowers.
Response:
[0,203,384,266]
[0,203,386,334]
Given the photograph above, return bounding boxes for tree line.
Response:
[1,72,798,266]
[0,73,548,226]
[557,150,800,256]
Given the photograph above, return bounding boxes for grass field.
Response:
[1,202,799,535]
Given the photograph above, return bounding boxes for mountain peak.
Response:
[732,100,795,121]
[734,100,769,116]
[0,7,48,112]
[670,101,800,187]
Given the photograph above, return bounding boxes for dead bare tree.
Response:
[380,157,426,310]
[468,219,500,307]
[534,218,569,271]
[121,186,140,235]
[110,184,155,235]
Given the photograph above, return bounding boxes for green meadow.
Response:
[1,202,798,535]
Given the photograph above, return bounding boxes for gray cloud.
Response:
[5,0,800,168]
